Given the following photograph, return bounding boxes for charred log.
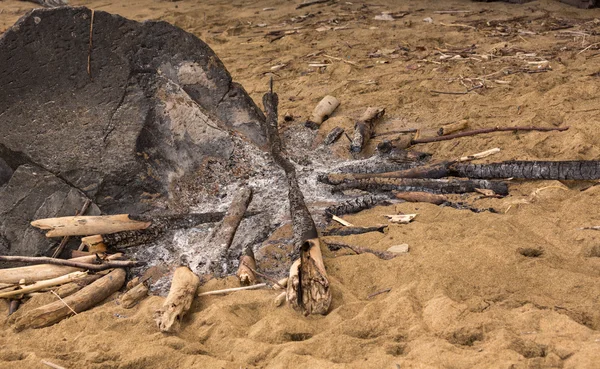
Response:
[324,127,345,145]
[450,160,600,180]
[350,107,385,153]
[325,194,393,217]
[322,225,387,237]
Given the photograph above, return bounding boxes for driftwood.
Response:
[197,283,268,296]
[438,120,468,136]
[31,214,151,238]
[209,187,253,275]
[0,271,88,299]
[325,241,397,260]
[53,273,104,298]
[350,107,385,153]
[324,126,345,145]
[411,126,568,145]
[80,212,251,250]
[323,225,387,236]
[0,254,122,284]
[331,177,509,196]
[263,82,331,315]
[305,95,340,129]
[450,160,600,180]
[324,194,392,217]
[52,199,92,258]
[12,268,126,331]
[394,191,448,205]
[120,281,149,309]
[0,255,142,271]
[155,266,199,333]
[236,246,257,286]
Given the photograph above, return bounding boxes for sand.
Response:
[1,0,600,368]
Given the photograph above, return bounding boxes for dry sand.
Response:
[1,0,600,368]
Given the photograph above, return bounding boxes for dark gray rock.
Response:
[0,7,266,214]
[0,165,100,256]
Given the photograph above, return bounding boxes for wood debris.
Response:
[385,214,417,224]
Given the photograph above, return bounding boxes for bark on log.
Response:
[450,160,600,180]
[305,95,340,129]
[286,238,331,315]
[31,214,151,238]
[154,266,200,333]
[0,255,143,271]
[0,254,122,284]
[236,246,257,286]
[331,177,509,195]
[322,225,387,236]
[264,83,331,315]
[120,282,149,309]
[325,194,392,217]
[209,187,253,275]
[350,107,385,153]
[12,268,126,331]
[393,191,448,205]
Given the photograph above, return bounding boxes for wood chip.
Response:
[385,214,417,224]
[387,244,410,253]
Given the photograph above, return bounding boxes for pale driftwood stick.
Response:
[52,199,92,258]
[305,95,340,129]
[237,247,257,286]
[273,277,289,290]
[0,255,143,271]
[120,282,149,309]
[458,148,501,162]
[210,187,253,274]
[41,360,67,369]
[31,214,151,238]
[411,126,568,145]
[0,271,88,299]
[155,266,200,333]
[438,120,468,136]
[0,253,122,284]
[350,107,385,153]
[394,191,448,205]
[53,273,104,298]
[198,283,268,296]
[264,83,331,316]
[12,268,126,331]
[331,215,354,227]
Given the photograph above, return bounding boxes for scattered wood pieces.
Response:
[198,283,268,296]
[385,214,417,224]
[394,191,448,205]
[305,95,340,129]
[155,266,200,333]
[0,271,88,299]
[13,268,126,331]
[31,214,151,238]
[237,247,258,286]
[331,215,354,227]
[120,281,149,309]
[0,255,143,271]
[323,225,387,236]
[350,107,386,153]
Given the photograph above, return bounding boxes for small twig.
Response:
[457,147,501,162]
[198,283,268,296]
[242,261,285,289]
[433,10,472,14]
[296,0,331,9]
[41,360,67,369]
[87,9,94,79]
[371,128,417,138]
[578,42,600,55]
[331,214,354,227]
[367,288,392,299]
[50,290,78,316]
[430,84,483,95]
[323,54,358,66]
[411,126,568,145]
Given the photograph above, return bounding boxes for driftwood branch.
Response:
[12,268,126,331]
[0,255,142,271]
[263,82,331,315]
[52,199,92,257]
[331,177,509,196]
[0,271,88,299]
[31,214,151,238]
[411,126,568,145]
[155,266,199,333]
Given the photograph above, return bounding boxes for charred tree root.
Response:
[263,83,331,316]
[324,194,393,217]
[450,160,600,180]
[331,177,509,196]
[323,225,387,237]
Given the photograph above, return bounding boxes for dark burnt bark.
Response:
[450,160,600,180]
[322,225,387,237]
[324,127,345,145]
[325,194,392,217]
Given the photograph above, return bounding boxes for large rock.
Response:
[0,165,100,256]
[0,7,266,214]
